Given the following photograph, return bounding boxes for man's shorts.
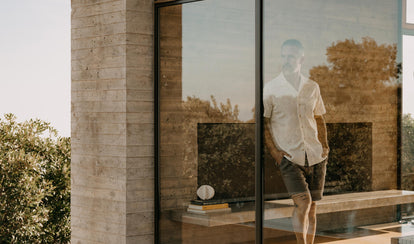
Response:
[279,157,327,201]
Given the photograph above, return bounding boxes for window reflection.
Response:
[311,38,399,193]
[159,1,256,243]
[157,0,409,242]
[264,0,403,242]
[401,35,414,221]
[263,39,329,243]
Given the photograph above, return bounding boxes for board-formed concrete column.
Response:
[71,0,154,243]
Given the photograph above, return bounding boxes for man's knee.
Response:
[308,202,317,220]
[292,192,312,212]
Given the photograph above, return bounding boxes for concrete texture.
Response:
[71,0,154,243]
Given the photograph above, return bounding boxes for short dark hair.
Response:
[281,39,304,55]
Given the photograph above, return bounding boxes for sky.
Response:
[0,1,70,137]
[182,0,413,121]
[0,1,412,137]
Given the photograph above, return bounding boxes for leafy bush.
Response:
[402,114,414,190]
[310,37,399,90]
[0,114,70,243]
[197,123,255,199]
[325,123,372,193]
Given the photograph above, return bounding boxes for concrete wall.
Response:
[71,0,154,243]
[319,81,399,190]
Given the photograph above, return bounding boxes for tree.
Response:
[402,113,414,190]
[310,37,399,90]
[0,114,70,243]
[308,37,400,192]
[182,95,240,122]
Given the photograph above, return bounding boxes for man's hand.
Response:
[264,117,291,165]
[270,149,291,165]
[322,147,329,158]
[315,115,329,159]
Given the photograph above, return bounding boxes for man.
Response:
[263,39,329,244]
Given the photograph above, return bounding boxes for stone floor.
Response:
[262,222,414,244]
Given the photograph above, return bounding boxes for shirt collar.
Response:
[279,73,307,93]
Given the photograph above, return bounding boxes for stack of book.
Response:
[187,202,231,214]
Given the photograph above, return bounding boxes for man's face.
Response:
[281,45,304,75]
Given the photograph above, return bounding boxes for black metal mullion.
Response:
[154,0,204,8]
[396,0,403,221]
[255,0,264,243]
[154,4,161,244]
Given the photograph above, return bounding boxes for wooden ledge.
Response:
[171,190,414,227]
[268,190,414,214]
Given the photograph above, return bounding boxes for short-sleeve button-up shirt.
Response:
[263,73,327,166]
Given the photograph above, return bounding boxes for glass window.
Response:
[263,0,402,243]
[402,35,414,202]
[158,1,256,243]
[156,0,408,243]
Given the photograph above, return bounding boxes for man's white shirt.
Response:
[263,73,327,166]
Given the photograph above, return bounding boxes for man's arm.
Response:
[315,115,329,158]
[264,117,290,164]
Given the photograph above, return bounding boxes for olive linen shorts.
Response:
[279,157,327,201]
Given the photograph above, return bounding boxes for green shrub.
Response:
[402,114,414,190]
[0,114,70,243]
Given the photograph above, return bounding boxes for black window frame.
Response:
[153,0,404,243]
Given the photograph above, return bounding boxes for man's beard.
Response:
[283,64,294,73]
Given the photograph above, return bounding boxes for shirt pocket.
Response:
[299,92,317,117]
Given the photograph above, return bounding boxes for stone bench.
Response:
[391,235,414,244]
[171,190,414,227]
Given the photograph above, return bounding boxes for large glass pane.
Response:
[407,0,414,24]
[402,35,414,220]
[263,1,403,242]
[158,1,256,243]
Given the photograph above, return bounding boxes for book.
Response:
[190,199,227,205]
[187,207,231,215]
[188,203,229,210]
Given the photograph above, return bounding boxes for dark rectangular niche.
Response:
[196,122,372,202]
[324,123,372,194]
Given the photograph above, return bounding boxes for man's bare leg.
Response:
[291,192,312,244]
[306,202,317,244]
